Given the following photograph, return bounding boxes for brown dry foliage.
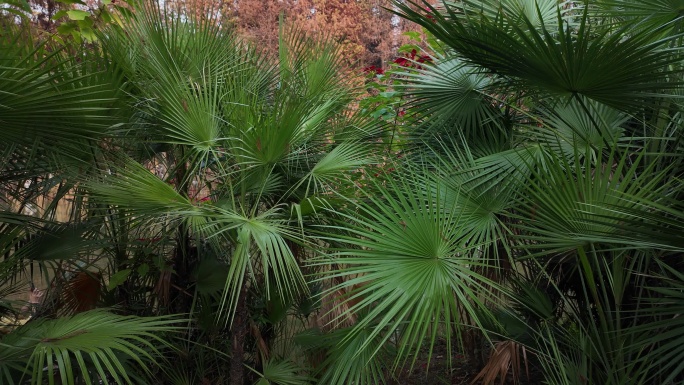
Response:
[471,340,530,385]
[223,0,421,67]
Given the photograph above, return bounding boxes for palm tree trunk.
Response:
[230,285,248,385]
[170,151,194,314]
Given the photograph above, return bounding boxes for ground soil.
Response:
[388,340,546,385]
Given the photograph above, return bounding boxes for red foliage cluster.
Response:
[425,6,435,21]
[393,49,432,69]
[363,65,385,75]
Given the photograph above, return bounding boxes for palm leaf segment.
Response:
[0,21,116,203]
[0,310,180,385]
[594,0,684,32]
[0,23,113,147]
[516,146,672,253]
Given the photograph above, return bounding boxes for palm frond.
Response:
[101,0,274,158]
[398,54,503,136]
[87,155,197,218]
[457,0,577,31]
[0,310,181,385]
[515,146,673,253]
[528,97,629,161]
[629,261,684,384]
[203,206,307,325]
[316,325,391,385]
[315,173,500,378]
[0,24,115,148]
[252,358,312,385]
[594,0,684,32]
[299,141,371,195]
[396,1,683,110]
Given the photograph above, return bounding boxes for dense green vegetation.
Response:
[1,1,684,384]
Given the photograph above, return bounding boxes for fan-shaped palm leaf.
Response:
[315,174,501,381]
[398,54,502,136]
[396,1,683,110]
[515,146,673,253]
[457,0,574,30]
[594,0,684,32]
[87,155,197,218]
[528,97,629,162]
[252,358,312,385]
[0,24,114,147]
[207,206,307,324]
[316,324,391,385]
[0,310,180,385]
[299,141,371,195]
[100,1,274,160]
[629,261,684,384]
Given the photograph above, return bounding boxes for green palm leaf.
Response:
[398,55,502,136]
[253,358,312,385]
[0,310,181,385]
[396,1,683,110]
[0,25,114,147]
[594,0,684,32]
[87,155,197,218]
[101,1,274,158]
[316,174,500,381]
[457,0,574,30]
[630,262,684,384]
[300,141,371,195]
[316,325,391,385]
[198,206,307,325]
[528,97,628,161]
[515,146,673,253]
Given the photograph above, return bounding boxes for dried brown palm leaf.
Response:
[251,319,270,363]
[315,285,358,331]
[312,266,361,331]
[59,271,101,314]
[470,340,529,385]
[154,268,173,307]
